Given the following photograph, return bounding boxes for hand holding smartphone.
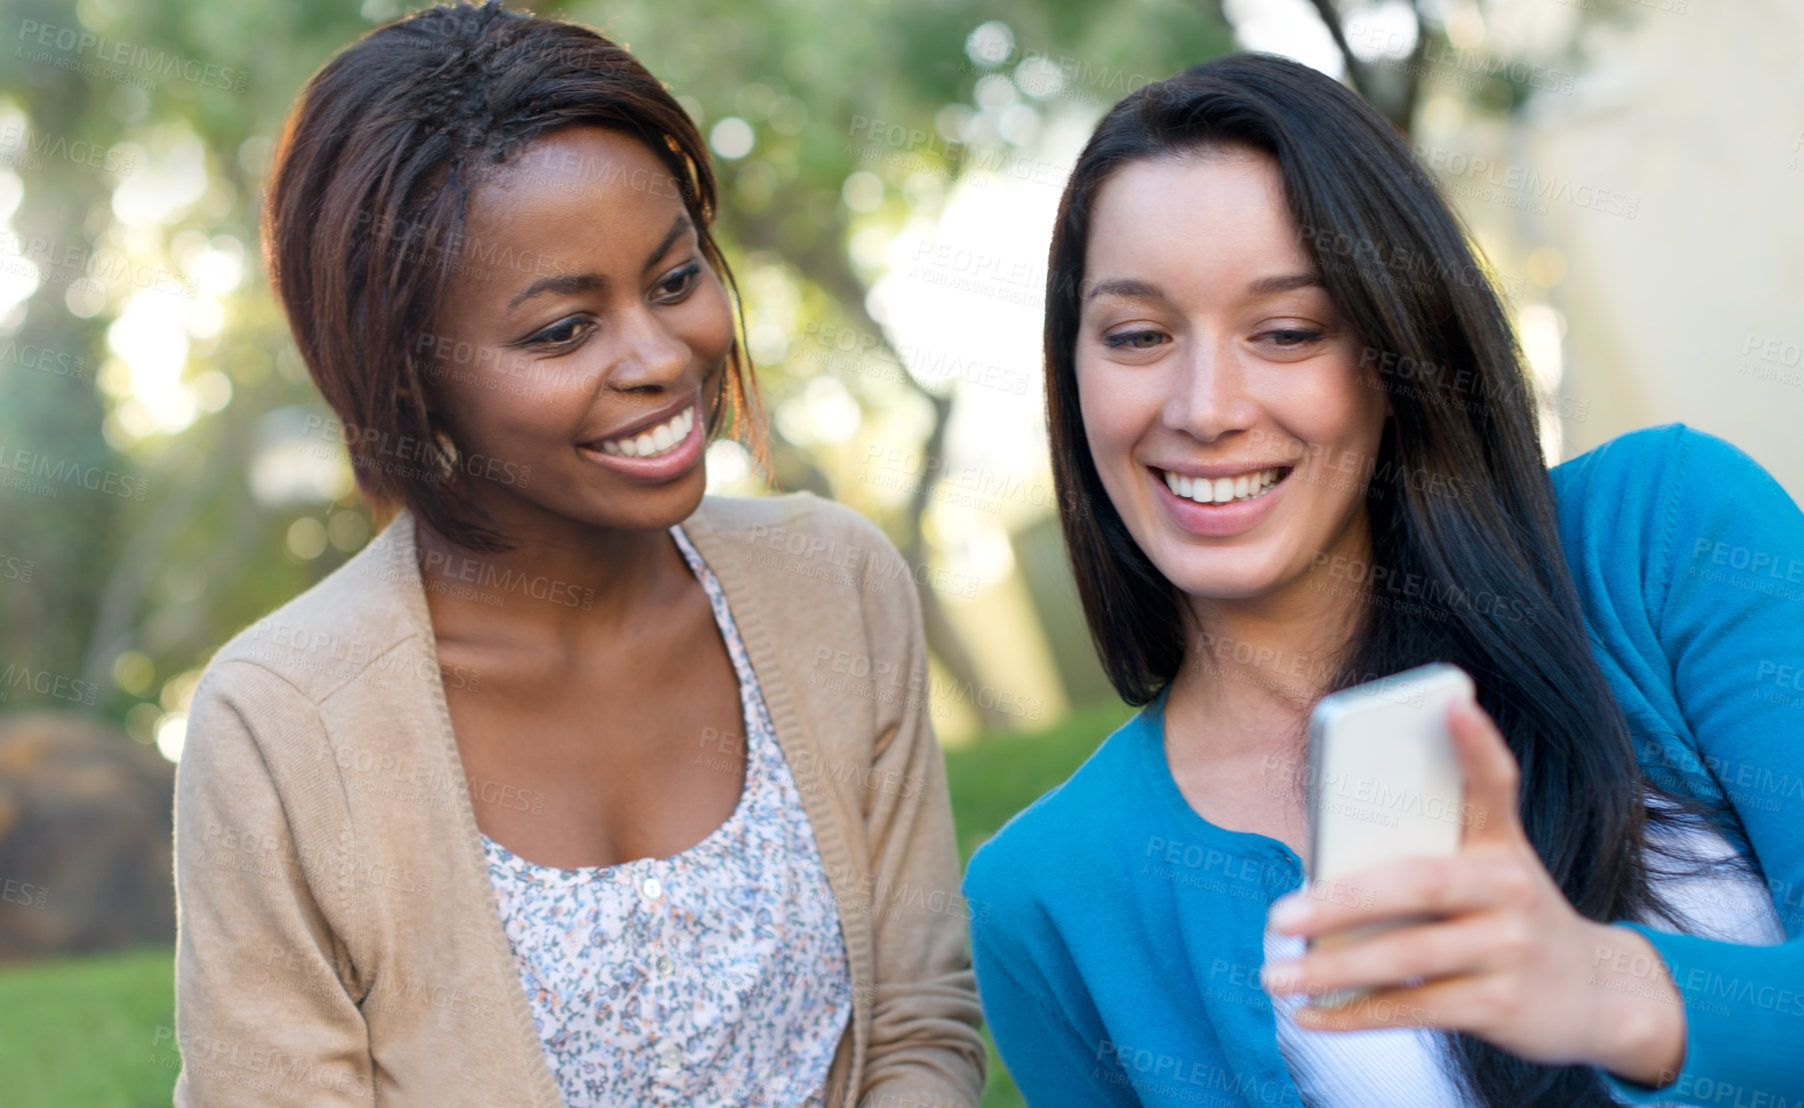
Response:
[1304,663,1474,1008]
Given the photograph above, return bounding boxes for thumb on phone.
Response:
[1448,695,1523,846]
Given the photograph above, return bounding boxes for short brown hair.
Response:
[263,0,756,550]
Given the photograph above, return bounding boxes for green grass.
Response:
[0,945,178,1107]
[0,700,1133,1108]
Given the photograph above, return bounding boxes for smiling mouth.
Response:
[1157,466,1292,505]
[586,405,697,459]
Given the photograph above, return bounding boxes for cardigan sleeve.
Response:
[173,661,376,1107]
[1596,427,1804,1104]
[838,507,988,1108]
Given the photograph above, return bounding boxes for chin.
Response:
[1158,559,1284,602]
[503,469,709,536]
[1173,578,1279,603]
[597,476,709,531]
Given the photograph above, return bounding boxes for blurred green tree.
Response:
[1,0,1236,741]
[5,0,1597,740]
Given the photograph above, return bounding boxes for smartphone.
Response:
[1304,663,1473,1008]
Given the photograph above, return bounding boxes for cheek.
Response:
[1334,368,1388,453]
[682,274,736,361]
[1278,349,1384,449]
[443,359,587,451]
[1074,365,1123,499]
[1074,355,1141,471]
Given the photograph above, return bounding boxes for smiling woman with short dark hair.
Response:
[171,4,984,1105]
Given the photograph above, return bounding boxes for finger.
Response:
[1447,695,1522,845]
[1290,976,1478,1034]
[1268,851,1522,938]
[1262,912,1519,998]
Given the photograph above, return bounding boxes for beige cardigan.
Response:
[172,493,986,1107]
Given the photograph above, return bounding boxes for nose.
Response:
[1167,332,1256,443]
[602,303,692,397]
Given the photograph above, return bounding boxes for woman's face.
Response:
[1075,147,1388,605]
[423,125,735,536]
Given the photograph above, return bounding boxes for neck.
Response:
[1164,541,1372,766]
[412,488,698,639]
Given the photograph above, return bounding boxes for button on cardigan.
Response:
[172,492,985,1107]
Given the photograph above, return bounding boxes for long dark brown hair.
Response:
[263,0,758,551]
[1045,52,1720,1107]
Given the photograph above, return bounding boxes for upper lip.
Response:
[579,392,700,447]
[1152,461,1295,480]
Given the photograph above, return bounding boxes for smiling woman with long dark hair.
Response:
[964,53,1804,1107]
[170,4,984,1106]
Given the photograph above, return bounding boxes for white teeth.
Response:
[1162,466,1287,505]
[595,407,694,460]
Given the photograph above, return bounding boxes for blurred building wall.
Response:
[1509,1,1804,496]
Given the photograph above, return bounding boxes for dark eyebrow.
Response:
[508,272,604,313]
[1084,273,1325,303]
[642,211,693,273]
[1247,273,1324,295]
[1084,278,1165,302]
[504,213,695,313]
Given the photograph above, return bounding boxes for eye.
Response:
[1262,328,1323,348]
[525,316,593,348]
[1103,329,1169,350]
[654,262,701,302]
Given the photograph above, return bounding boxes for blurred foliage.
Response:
[0,0,1640,737]
[0,0,1233,743]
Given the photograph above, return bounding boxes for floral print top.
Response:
[481,523,853,1107]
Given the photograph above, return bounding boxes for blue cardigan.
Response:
[964,425,1804,1107]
